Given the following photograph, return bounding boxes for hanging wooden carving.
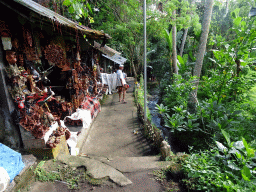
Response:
[24,46,39,61]
[22,27,39,61]
[0,20,11,37]
[22,28,37,61]
[44,44,65,68]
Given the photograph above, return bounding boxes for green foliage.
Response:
[182,135,256,192]
[150,1,256,191]
[177,54,194,77]
[191,14,202,37]
[147,36,170,82]
[63,0,93,21]
[162,94,252,144]
[92,0,147,75]
[34,160,89,189]
[163,29,173,54]
[165,106,199,132]
[161,74,196,112]
[162,0,197,31]
[155,103,169,115]
[135,76,151,120]
[197,67,256,105]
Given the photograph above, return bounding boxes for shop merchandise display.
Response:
[1,20,109,149]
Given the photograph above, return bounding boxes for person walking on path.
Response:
[116,64,127,103]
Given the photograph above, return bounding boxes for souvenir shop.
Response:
[0,0,112,154]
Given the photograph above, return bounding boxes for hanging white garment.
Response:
[101,73,108,85]
[106,74,112,94]
[111,72,117,93]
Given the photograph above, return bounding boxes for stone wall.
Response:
[0,42,21,149]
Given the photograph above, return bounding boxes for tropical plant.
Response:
[155,103,169,115]
[182,130,256,192]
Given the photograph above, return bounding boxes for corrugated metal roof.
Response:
[102,54,127,65]
[94,41,121,57]
[13,0,111,39]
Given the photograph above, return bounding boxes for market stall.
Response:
[0,0,110,155]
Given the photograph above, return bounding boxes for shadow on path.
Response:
[80,78,157,158]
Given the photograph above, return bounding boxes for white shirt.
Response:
[116,69,126,86]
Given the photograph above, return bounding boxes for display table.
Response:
[26,135,69,159]
[19,122,58,149]
[19,122,69,159]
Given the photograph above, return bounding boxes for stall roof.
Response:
[94,41,121,57]
[1,0,111,40]
[102,54,127,65]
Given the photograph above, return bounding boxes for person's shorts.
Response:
[117,85,128,92]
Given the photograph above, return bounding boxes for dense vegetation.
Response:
[155,1,256,191]
[48,0,256,191]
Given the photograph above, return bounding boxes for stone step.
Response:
[57,154,133,186]
[83,155,170,173]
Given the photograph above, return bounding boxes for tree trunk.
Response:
[180,0,195,57]
[131,58,138,80]
[188,0,214,114]
[169,53,173,78]
[172,10,178,74]
[224,0,229,17]
[180,28,188,57]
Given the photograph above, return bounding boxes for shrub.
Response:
[182,132,256,192]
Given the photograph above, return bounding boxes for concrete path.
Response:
[77,77,167,191]
[80,77,154,158]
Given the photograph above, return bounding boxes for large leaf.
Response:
[208,57,216,63]
[221,129,231,147]
[233,141,244,149]
[243,138,255,158]
[86,3,93,14]
[189,51,196,62]
[163,29,172,53]
[183,54,188,64]
[229,147,240,155]
[241,165,251,181]
[227,160,241,171]
[234,17,242,27]
[231,8,240,19]
[213,50,220,60]
[216,141,228,153]
[177,55,184,65]
[68,6,75,14]
[242,137,249,149]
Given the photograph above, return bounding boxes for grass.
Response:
[33,160,106,190]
